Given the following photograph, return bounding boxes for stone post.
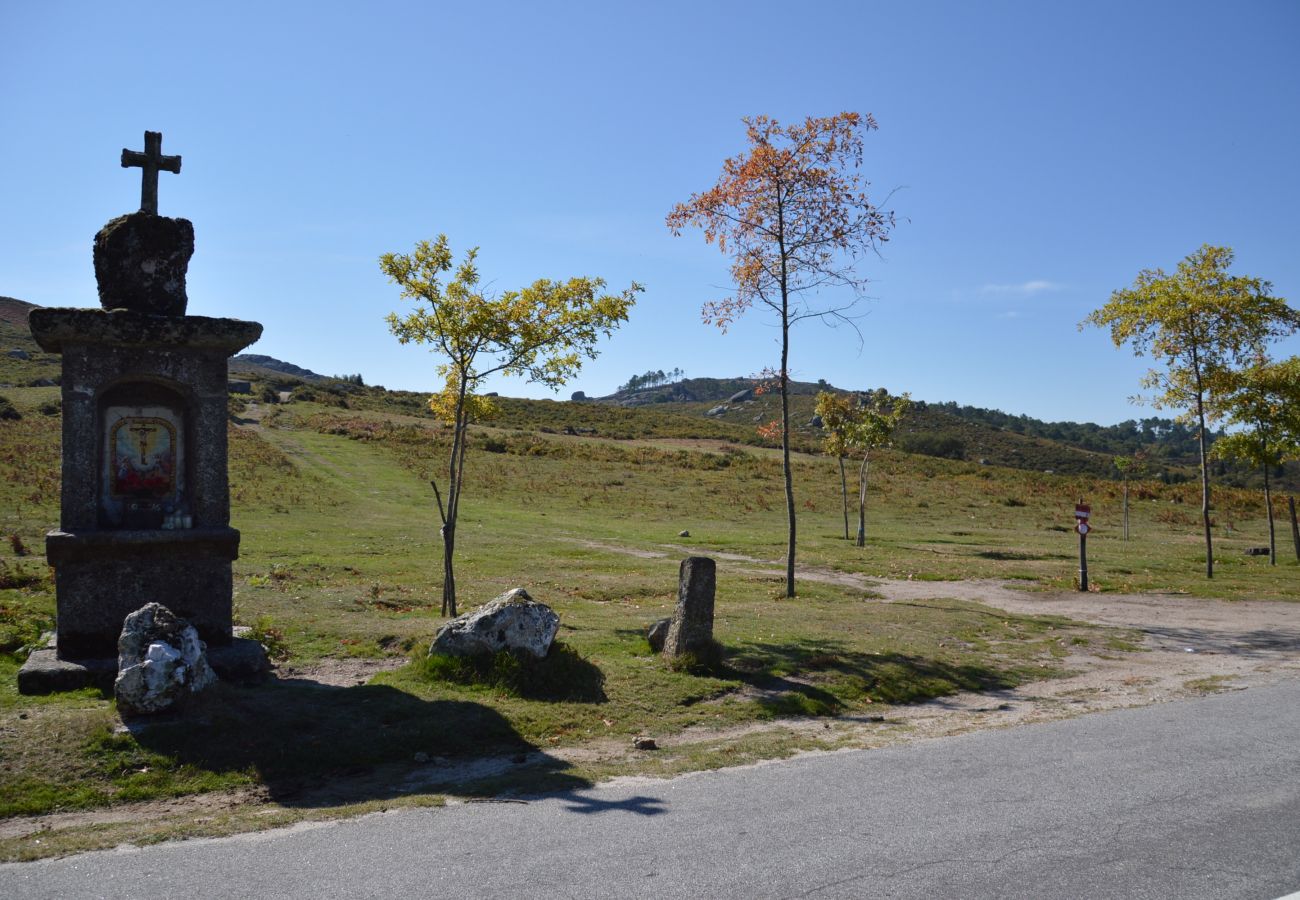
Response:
[662,557,716,659]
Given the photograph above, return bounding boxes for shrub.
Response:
[901,432,965,460]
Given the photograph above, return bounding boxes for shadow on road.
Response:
[558,793,668,816]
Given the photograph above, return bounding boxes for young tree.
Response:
[1113,449,1150,541]
[1209,356,1300,565]
[381,235,640,615]
[843,390,911,547]
[814,391,856,540]
[1084,245,1299,577]
[667,113,895,597]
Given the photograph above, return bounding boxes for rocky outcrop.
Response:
[114,602,216,716]
[429,588,560,659]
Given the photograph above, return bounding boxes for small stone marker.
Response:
[661,556,716,659]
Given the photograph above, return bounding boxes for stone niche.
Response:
[29,308,262,659]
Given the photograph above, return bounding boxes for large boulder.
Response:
[429,588,560,659]
[728,389,752,403]
[114,602,216,716]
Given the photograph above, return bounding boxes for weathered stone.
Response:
[1244,547,1270,556]
[207,638,271,683]
[662,557,717,659]
[429,588,560,659]
[93,212,195,315]
[706,405,727,417]
[647,617,671,653]
[678,530,690,538]
[633,737,658,750]
[809,414,824,428]
[17,648,116,694]
[728,389,752,403]
[28,308,262,354]
[570,390,587,401]
[47,529,239,656]
[7,348,29,360]
[114,603,216,715]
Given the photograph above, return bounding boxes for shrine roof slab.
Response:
[28,308,262,355]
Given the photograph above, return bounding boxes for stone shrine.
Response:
[19,132,265,691]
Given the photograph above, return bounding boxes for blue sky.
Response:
[3,0,1298,425]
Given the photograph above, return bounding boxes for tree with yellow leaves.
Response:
[1209,355,1300,565]
[1084,245,1298,578]
[816,389,910,547]
[381,235,641,615]
[668,113,895,597]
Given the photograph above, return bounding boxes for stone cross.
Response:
[121,131,182,215]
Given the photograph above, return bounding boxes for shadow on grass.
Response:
[719,639,1019,716]
[419,642,607,703]
[127,678,591,807]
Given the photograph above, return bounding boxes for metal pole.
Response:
[1078,530,1088,592]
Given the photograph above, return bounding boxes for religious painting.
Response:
[109,416,176,499]
[101,404,185,518]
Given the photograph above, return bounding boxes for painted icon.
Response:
[110,416,176,498]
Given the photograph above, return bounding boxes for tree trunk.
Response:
[1263,463,1276,566]
[780,321,796,598]
[1122,477,1130,541]
[855,453,869,547]
[1290,496,1300,561]
[838,455,849,541]
[1193,361,1213,578]
[439,383,471,618]
[441,523,456,616]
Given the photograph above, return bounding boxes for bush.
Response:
[901,432,965,460]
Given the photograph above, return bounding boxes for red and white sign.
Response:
[1075,503,1091,521]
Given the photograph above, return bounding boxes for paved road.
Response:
[5,680,1300,899]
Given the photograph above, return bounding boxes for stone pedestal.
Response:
[26,307,262,666]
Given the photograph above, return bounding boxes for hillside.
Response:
[0,294,1287,486]
[0,297,36,328]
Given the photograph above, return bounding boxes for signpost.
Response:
[1075,501,1091,591]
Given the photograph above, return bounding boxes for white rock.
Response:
[429,588,559,659]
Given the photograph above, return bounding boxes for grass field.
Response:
[0,377,1296,858]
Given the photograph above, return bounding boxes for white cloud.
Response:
[979,280,1065,296]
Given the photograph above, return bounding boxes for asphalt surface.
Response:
[4,679,1300,899]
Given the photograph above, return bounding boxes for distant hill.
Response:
[230,354,324,383]
[600,375,825,407]
[0,296,37,329]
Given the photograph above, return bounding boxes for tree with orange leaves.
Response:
[667,113,895,597]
